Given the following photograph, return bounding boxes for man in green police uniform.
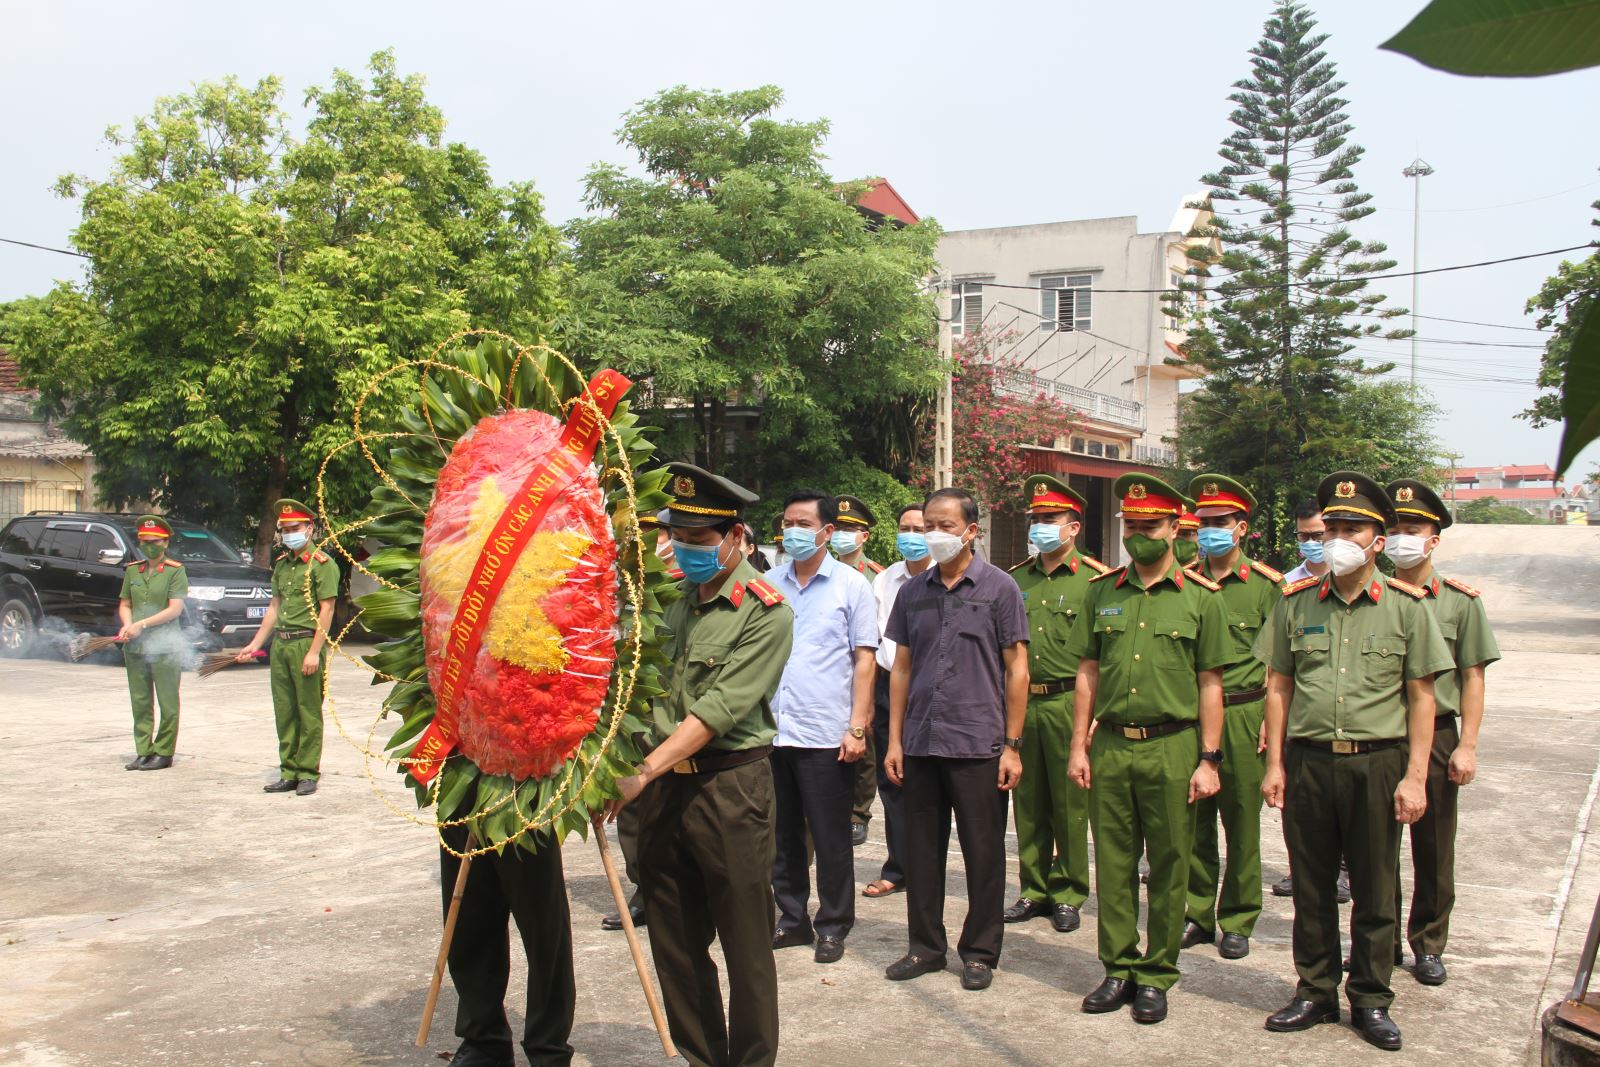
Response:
[1067,474,1229,1025]
[1173,511,1200,567]
[832,494,883,846]
[1004,474,1107,934]
[609,462,793,1067]
[1384,478,1500,987]
[237,499,340,797]
[1180,474,1282,960]
[118,515,189,770]
[1258,472,1453,1052]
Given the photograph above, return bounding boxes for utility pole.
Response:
[935,271,954,487]
[1402,158,1434,389]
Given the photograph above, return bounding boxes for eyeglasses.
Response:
[1296,531,1325,543]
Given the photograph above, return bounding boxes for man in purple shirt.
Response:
[882,488,1030,992]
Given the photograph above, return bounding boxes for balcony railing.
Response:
[989,365,1146,431]
[1133,443,1176,467]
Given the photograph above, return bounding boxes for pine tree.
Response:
[1176,1,1415,559]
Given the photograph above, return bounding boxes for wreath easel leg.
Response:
[416,846,473,1048]
[594,817,676,1058]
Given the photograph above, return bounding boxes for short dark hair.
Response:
[896,503,924,523]
[1293,497,1322,521]
[783,488,837,525]
[924,488,979,527]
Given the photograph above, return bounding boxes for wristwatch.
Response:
[1199,749,1224,765]
[849,726,866,740]
[1004,736,1024,750]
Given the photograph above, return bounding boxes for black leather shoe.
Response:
[1081,976,1136,1013]
[1180,920,1215,948]
[814,936,844,964]
[601,900,647,931]
[126,755,150,770]
[296,779,318,796]
[1052,904,1081,933]
[1351,1006,1402,1051]
[773,927,814,950]
[263,778,297,793]
[1219,932,1250,959]
[1413,953,1447,985]
[1004,898,1048,923]
[851,821,868,847]
[885,953,946,981]
[961,961,992,990]
[448,1039,516,1067]
[142,755,173,770]
[1265,998,1340,1032]
[1336,870,1352,904]
[1271,873,1294,897]
[1131,986,1167,1024]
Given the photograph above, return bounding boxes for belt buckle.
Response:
[1030,683,1048,695]
[672,759,697,774]
[1331,740,1357,755]
[1120,725,1145,741]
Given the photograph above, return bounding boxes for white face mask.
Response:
[924,529,969,564]
[1322,536,1373,577]
[1383,533,1432,570]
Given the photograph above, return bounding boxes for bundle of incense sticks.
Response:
[198,648,266,678]
[69,634,123,661]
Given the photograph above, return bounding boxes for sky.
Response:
[4,0,1598,477]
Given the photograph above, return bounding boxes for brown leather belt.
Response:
[1029,679,1075,696]
[1293,738,1404,755]
[1104,720,1193,741]
[672,744,773,775]
[1224,686,1267,706]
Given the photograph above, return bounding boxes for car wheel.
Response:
[0,598,37,658]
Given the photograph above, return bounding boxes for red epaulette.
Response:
[1386,576,1428,599]
[1185,568,1221,592]
[865,559,885,574]
[1249,559,1283,582]
[312,550,331,564]
[746,578,785,607]
[1090,566,1123,583]
[1442,576,1481,598]
[165,558,184,567]
[1283,576,1321,597]
[667,567,685,580]
[1081,554,1110,574]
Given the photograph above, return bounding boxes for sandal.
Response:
[863,879,904,898]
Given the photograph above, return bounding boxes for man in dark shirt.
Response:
[882,488,1030,992]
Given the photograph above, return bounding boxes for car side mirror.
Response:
[98,548,125,566]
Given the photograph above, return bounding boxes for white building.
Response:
[936,196,1215,564]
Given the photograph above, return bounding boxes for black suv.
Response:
[0,512,274,658]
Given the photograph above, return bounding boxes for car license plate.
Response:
[248,606,267,619]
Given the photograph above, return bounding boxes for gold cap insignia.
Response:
[1395,486,1415,503]
[1203,482,1219,498]
[838,500,852,513]
[280,504,293,514]
[673,474,696,498]
[1128,484,1148,500]
[1033,483,1048,497]
[1335,480,1356,499]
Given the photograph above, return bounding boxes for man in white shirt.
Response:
[1281,498,1328,585]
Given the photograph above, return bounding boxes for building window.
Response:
[1104,443,1120,460]
[1070,436,1086,454]
[1038,274,1093,332]
[951,282,984,336]
[1087,440,1104,457]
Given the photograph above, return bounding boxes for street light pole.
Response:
[1402,158,1434,389]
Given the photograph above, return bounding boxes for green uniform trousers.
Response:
[1015,691,1089,907]
[1089,726,1198,990]
[269,636,325,781]
[126,651,182,757]
[852,731,876,826]
[1284,742,1405,1009]
[1397,718,1460,957]
[1185,698,1266,936]
[635,759,778,1067]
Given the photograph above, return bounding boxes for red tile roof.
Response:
[1449,486,1564,502]
[854,179,920,225]
[0,348,24,393]
[1452,464,1558,482]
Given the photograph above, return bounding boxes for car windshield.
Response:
[164,528,245,564]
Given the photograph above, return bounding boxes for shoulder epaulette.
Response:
[1283,576,1321,597]
[1249,559,1283,582]
[1185,568,1221,592]
[1386,576,1428,600]
[1007,558,1032,573]
[866,559,885,574]
[166,558,183,567]
[746,578,785,607]
[1090,566,1123,583]
[1081,554,1110,574]
[312,550,331,564]
[126,560,142,568]
[1442,576,1481,598]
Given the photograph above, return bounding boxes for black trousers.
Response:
[636,759,779,1067]
[771,745,856,939]
[872,669,911,886]
[1399,718,1460,956]
[439,825,575,1067]
[903,753,1007,966]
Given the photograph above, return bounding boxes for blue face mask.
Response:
[896,532,929,561]
[829,530,861,556]
[671,536,729,584]
[1027,523,1065,554]
[1298,538,1325,564]
[782,526,822,562]
[281,530,309,550]
[1197,527,1236,558]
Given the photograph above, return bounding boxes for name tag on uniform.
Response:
[1098,607,1123,617]
[1294,625,1326,636]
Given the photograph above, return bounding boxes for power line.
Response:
[1411,312,1550,333]
[0,236,88,259]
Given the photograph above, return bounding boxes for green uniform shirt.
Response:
[1011,548,1106,682]
[1066,561,1232,724]
[271,549,341,629]
[1255,573,1454,741]
[1420,573,1501,718]
[119,557,189,652]
[655,558,795,751]
[1189,557,1281,693]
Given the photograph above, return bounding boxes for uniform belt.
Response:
[1435,714,1458,730]
[1104,719,1193,741]
[672,744,773,775]
[275,628,316,640]
[1029,678,1075,696]
[1224,686,1267,706]
[1292,737,1404,755]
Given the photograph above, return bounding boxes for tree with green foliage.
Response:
[1173,1,1412,560]
[1519,202,1599,428]
[561,86,943,491]
[7,52,563,561]
[749,458,922,567]
[1457,495,1542,525]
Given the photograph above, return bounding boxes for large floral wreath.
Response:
[352,336,675,854]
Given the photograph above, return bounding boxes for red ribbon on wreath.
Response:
[408,369,632,785]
